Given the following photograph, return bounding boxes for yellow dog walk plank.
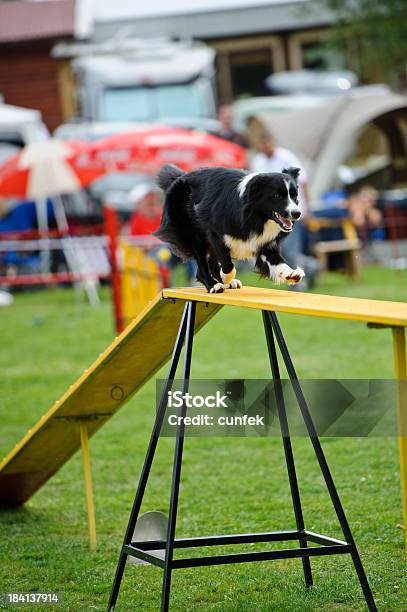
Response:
[1,286,406,508]
[0,295,221,506]
[164,286,407,327]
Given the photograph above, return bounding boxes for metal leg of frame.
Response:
[107,302,191,612]
[161,301,196,612]
[268,311,377,612]
[262,311,313,587]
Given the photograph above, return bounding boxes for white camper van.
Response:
[53,37,217,130]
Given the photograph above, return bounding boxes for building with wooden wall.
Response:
[0,0,76,131]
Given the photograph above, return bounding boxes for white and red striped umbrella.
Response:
[0,129,247,199]
[0,140,106,199]
[74,126,247,175]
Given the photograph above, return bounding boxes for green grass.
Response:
[0,267,406,611]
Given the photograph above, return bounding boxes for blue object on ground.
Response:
[0,199,55,268]
[0,199,55,233]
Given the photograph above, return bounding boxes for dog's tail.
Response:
[154,165,196,260]
[156,164,185,192]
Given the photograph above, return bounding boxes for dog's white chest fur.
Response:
[223,220,281,260]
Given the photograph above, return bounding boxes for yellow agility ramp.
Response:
[0,294,221,520]
[0,286,406,550]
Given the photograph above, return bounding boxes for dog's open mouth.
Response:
[273,212,293,232]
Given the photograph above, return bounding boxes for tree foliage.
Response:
[320,0,407,88]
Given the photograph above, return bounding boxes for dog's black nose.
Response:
[291,210,301,220]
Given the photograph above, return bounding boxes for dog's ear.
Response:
[283,167,300,185]
[245,174,266,205]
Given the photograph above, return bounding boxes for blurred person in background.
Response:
[346,186,382,245]
[128,184,163,237]
[217,104,248,148]
[251,133,311,214]
[250,133,319,288]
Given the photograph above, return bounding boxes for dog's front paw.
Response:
[268,263,305,285]
[285,268,305,285]
[226,279,242,289]
[209,282,226,293]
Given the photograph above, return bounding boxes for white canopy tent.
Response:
[245,88,407,202]
[0,102,49,146]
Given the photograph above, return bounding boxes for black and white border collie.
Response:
[154,164,305,293]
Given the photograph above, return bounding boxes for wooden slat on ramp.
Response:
[0,294,222,506]
[163,286,407,327]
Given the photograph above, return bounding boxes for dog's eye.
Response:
[272,194,279,198]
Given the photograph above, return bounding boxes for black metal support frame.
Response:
[107,303,377,612]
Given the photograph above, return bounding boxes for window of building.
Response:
[229,49,273,99]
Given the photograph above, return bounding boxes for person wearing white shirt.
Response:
[250,135,310,215]
[250,135,319,287]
